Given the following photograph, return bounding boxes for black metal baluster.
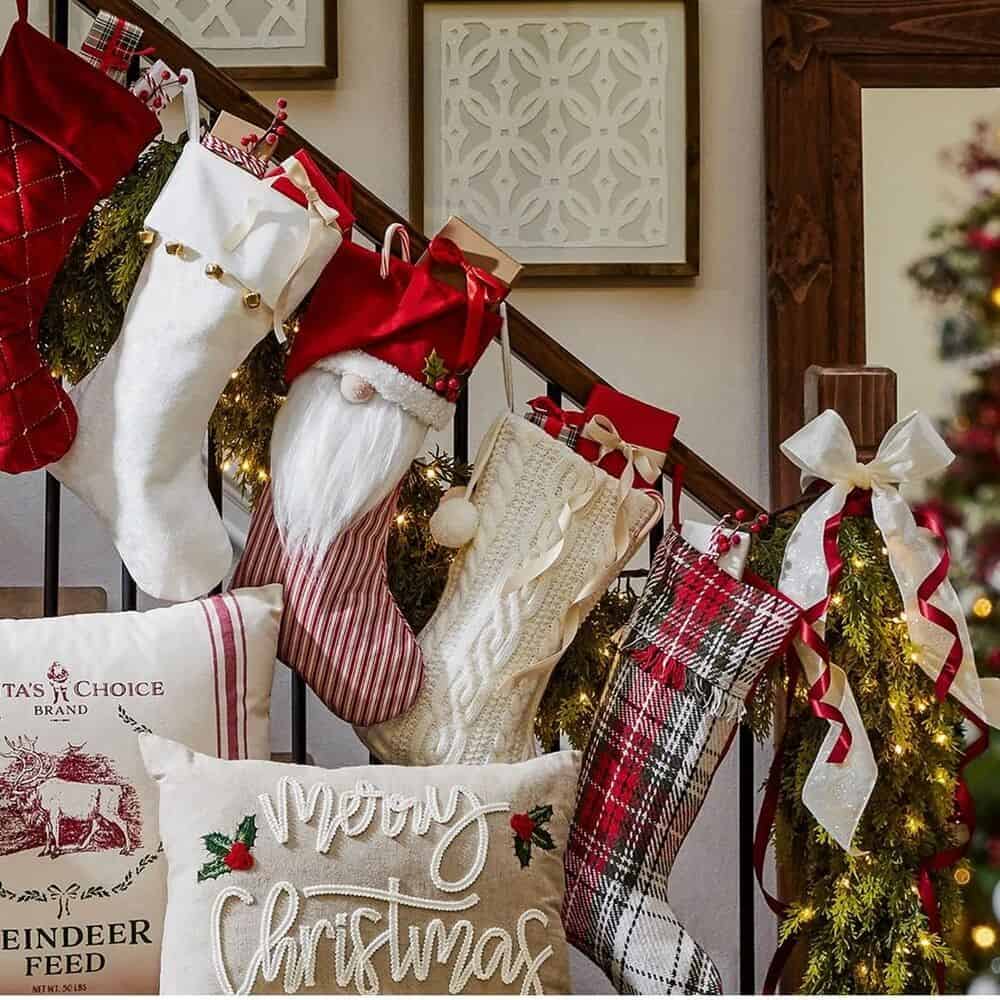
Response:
[546,382,562,409]
[740,727,756,993]
[43,475,60,617]
[51,0,69,44]
[453,387,469,465]
[43,0,70,620]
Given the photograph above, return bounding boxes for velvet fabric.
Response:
[0,8,159,473]
[286,236,505,392]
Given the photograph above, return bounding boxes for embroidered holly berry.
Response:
[223,840,254,871]
[510,813,535,841]
[197,813,257,882]
[511,804,556,869]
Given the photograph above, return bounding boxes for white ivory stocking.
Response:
[51,77,343,601]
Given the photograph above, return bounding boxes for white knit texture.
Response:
[358,413,662,765]
[51,143,343,601]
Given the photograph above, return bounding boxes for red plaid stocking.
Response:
[563,529,801,995]
[0,5,158,472]
[231,485,423,726]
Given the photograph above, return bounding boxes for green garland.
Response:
[38,136,633,749]
[748,514,966,993]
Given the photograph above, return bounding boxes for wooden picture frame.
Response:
[410,0,700,281]
[764,0,1000,502]
[136,0,338,80]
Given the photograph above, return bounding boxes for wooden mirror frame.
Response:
[764,0,1000,503]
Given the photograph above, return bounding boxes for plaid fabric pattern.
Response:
[524,403,582,450]
[563,529,801,995]
[201,133,268,179]
[80,11,144,84]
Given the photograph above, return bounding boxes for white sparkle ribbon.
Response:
[779,409,1000,853]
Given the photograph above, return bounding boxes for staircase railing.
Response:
[37,3,765,990]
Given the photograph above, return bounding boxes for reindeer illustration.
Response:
[0,737,133,858]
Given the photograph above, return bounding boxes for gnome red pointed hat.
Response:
[286,228,509,431]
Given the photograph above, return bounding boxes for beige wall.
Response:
[0,1,770,990]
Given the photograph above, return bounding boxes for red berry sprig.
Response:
[242,98,290,154]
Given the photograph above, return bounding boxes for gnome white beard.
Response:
[270,365,428,556]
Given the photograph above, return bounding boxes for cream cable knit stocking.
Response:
[358,412,663,765]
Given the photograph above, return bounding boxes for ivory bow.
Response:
[779,409,1000,853]
[223,158,340,341]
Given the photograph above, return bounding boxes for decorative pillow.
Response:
[141,734,579,996]
[0,586,281,995]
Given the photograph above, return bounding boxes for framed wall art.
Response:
[411,0,699,280]
[135,0,338,80]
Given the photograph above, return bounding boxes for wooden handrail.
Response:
[76,0,760,517]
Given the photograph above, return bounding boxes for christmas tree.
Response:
[908,119,1000,990]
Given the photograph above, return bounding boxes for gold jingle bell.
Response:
[204,263,224,280]
[243,291,262,310]
[138,228,156,247]
[165,241,185,257]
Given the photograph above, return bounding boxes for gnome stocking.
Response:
[51,81,345,602]
[0,2,159,473]
[357,411,665,765]
[232,225,506,723]
[232,485,423,726]
[562,528,801,995]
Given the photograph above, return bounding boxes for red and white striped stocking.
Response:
[231,484,423,727]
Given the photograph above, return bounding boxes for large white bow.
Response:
[778,409,1000,853]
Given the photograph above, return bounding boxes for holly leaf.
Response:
[236,814,257,849]
[529,804,553,824]
[197,859,230,883]
[514,836,532,869]
[422,349,449,386]
[531,827,556,852]
[202,832,232,858]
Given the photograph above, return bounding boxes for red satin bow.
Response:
[428,236,507,368]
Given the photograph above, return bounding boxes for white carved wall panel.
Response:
[439,16,671,251]
[139,0,307,50]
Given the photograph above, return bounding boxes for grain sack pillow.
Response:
[141,734,579,995]
[0,586,281,995]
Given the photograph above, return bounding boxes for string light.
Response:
[240,459,251,473]
[904,814,923,835]
[933,731,950,746]
[799,906,816,922]
[972,925,997,949]
[831,594,844,607]
[974,596,994,619]
[933,767,950,785]
[851,556,866,570]
[918,934,932,952]
[954,867,972,886]
[424,466,438,481]
[893,743,905,756]
[257,469,268,483]
[395,513,408,526]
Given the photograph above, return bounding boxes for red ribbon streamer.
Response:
[911,508,989,993]
[427,236,507,370]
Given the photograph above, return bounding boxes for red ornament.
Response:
[277,111,288,122]
[223,841,254,871]
[734,508,748,522]
[510,813,535,841]
[277,98,288,109]
[749,523,761,535]
[756,513,770,527]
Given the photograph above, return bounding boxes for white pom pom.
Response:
[341,373,375,403]
[430,495,479,548]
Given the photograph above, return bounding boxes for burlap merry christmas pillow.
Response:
[0,586,281,994]
[141,735,579,995]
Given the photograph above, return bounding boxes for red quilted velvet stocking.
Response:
[0,4,159,472]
